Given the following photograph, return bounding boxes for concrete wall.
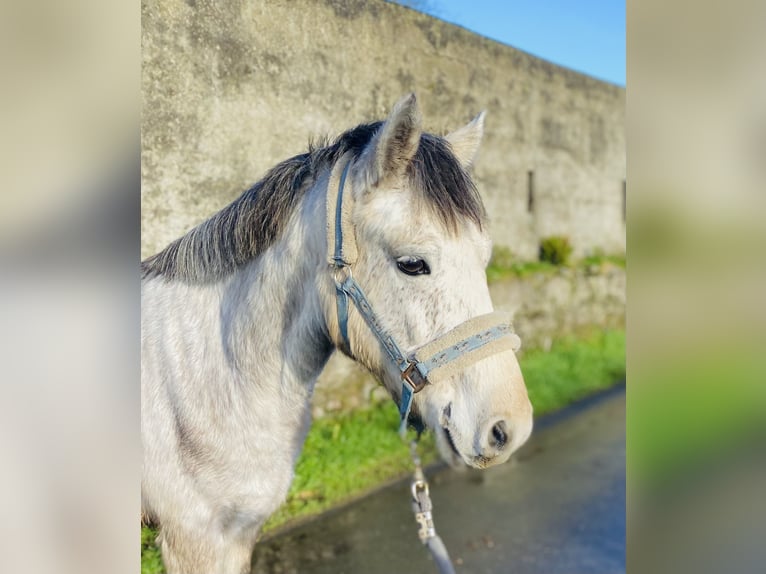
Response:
[141,0,625,260]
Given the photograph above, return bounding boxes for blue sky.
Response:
[410,0,625,86]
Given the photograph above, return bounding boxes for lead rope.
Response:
[409,438,457,574]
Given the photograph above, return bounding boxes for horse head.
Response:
[321,95,533,468]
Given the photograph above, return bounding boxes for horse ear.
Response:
[358,93,422,189]
[445,111,486,168]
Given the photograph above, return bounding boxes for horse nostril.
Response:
[489,421,508,449]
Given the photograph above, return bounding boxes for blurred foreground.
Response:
[629,1,766,572]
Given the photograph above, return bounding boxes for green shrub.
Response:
[539,236,573,266]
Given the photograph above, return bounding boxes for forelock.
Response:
[407,134,486,232]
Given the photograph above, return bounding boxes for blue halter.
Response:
[328,160,519,436]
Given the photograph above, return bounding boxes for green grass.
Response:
[486,260,557,282]
[521,329,625,414]
[141,328,625,572]
[581,252,626,268]
[485,246,625,284]
[262,405,437,532]
[141,524,164,574]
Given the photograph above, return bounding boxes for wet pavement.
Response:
[252,385,625,574]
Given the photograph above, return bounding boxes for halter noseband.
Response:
[326,156,521,436]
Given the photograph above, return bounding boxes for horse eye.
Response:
[396,257,430,276]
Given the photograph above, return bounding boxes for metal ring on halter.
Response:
[332,265,352,286]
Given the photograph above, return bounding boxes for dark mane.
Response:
[141,122,485,283]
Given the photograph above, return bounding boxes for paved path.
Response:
[252,386,625,574]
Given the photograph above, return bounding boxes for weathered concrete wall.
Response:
[313,265,625,418]
[141,0,625,260]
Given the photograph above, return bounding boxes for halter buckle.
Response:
[402,362,428,393]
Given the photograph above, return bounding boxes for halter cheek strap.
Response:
[326,157,522,437]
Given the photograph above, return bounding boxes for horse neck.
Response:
[219,176,333,392]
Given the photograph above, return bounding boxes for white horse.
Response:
[142,94,533,574]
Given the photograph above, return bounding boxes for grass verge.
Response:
[141,328,625,572]
[521,329,625,414]
[485,252,625,284]
[486,260,557,282]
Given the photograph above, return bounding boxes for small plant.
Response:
[539,236,573,266]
